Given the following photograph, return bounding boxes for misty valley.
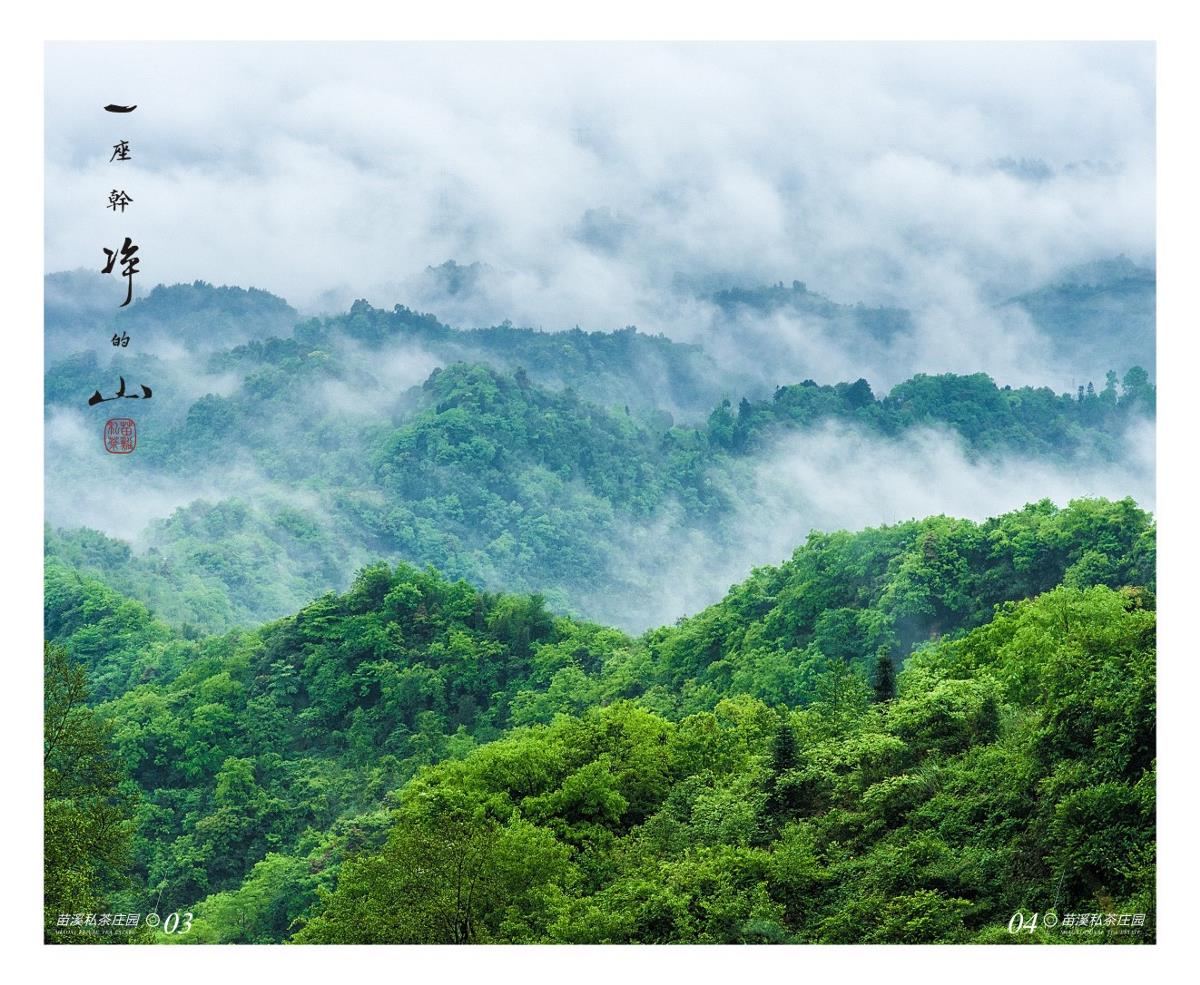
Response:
[44,264,1156,944]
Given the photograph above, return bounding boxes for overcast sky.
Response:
[45,41,1154,334]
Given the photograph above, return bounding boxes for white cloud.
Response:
[599,418,1157,631]
[46,41,1154,344]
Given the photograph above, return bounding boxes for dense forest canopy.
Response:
[43,264,1156,945]
[44,497,1155,943]
[42,35,1159,952]
[44,274,1156,635]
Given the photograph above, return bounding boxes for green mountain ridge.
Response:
[44,496,1155,943]
[46,358,1155,638]
[42,262,1158,945]
[1005,256,1155,378]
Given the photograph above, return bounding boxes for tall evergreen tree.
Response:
[871,649,897,703]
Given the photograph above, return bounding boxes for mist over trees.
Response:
[42,272,1157,944]
[44,269,1156,636]
[42,40,1157,949]
[42,265,1156,948]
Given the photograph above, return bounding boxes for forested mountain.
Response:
[43,262,1157,945]
[45,272,301,358]
[709,278,914,346]
[45,264,1156,638]
[46,331,1155,636]
[44,498,1154,943]
[1005,256,1156,379]
[42,26,1166,954]
[46,273,737,416]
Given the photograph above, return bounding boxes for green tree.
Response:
[294,793,571,943]
[44,642,136,943]
[871,650,897,703]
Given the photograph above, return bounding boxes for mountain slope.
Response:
[43,497,1154,942]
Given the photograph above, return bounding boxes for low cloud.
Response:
[46,42,1154,387]
[597,417,1156,631]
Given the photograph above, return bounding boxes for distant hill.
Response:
[1005,255,1155,379]
[45,353,1154,636]
[46,271,299,357]
[709,279,914,344]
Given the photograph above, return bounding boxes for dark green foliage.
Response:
[44,643,138,943]
[872,651,897,703]
[731,369,1149,460]
[46,345,1154,638]
[1006,257,1155,379]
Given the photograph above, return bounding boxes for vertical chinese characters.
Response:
[94,101,150,452]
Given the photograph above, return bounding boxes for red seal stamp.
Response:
[104,418,137,454]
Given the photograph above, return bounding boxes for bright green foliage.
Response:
[43,496,1154,943]
[43,559,206,701]
[297,585,1154,943]
[42,271,1157,945]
